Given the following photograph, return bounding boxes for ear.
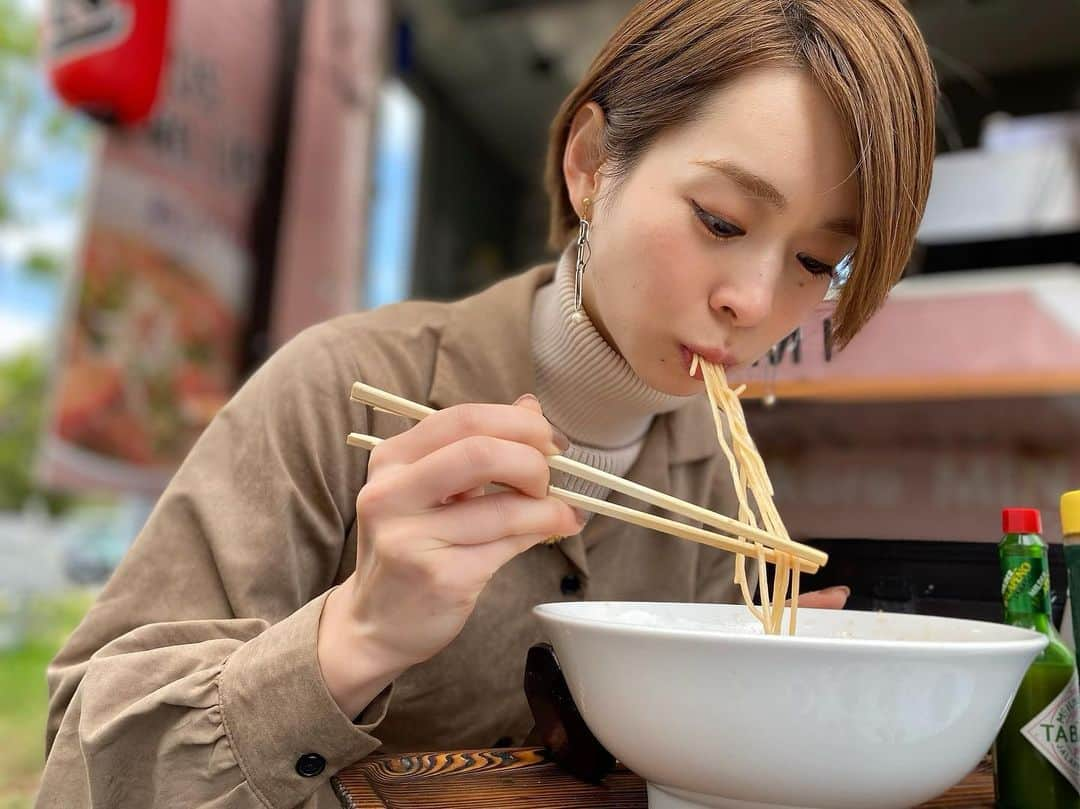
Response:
[562,101,606,219]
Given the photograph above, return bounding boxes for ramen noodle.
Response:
[692,354,800,635]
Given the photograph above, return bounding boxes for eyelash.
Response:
[691,200,836,278]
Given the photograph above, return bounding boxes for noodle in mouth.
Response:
[691,354,800,635]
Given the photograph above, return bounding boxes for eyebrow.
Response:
[695,159,787,208]
[693,158,859,238]
[821,216,859,238]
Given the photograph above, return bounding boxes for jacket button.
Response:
[560,574,581,595]
[295,753,326,777]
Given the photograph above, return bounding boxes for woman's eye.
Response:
[692,200,745,240]
[797,253,836,278]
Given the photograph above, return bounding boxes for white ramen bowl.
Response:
[533,602,1047,809]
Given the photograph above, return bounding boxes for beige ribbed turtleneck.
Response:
[530,249,689,505]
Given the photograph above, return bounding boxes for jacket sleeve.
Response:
[39,322,390,809]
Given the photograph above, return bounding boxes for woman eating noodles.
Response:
[38,1,936,806]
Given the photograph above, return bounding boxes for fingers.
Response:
[513,393,544,415]
[443,530,562,578]
[442,486,486,505]
[369,398,569,471]
[360,435,555,513]
[410,491,583,546]
[792,586,850,610]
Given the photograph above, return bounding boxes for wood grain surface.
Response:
[333,748,995,808]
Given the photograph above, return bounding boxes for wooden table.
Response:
[333,748,995,808]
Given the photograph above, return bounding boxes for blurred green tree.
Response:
[0,350,80,515]
[0,0,38,224]
[0,0,93,515]
[0,0,87,270]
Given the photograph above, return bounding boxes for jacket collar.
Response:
[429,265,549,413]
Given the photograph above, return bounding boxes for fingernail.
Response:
[573,508,589,528]
[828,586,851,598]
[551,425,571,452]
[514,393,540,407]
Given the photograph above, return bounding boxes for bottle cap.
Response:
[1001,507,1041,535]
[1061,491,1080,536]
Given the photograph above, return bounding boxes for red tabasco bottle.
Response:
[993,507,1079,808]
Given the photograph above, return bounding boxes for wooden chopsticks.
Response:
[347,380,826,572]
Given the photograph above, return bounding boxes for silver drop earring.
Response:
[762,327,801,408]
[572,196,592,323]
[762,362,778,408]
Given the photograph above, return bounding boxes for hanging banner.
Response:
[38,0,278,493]
[38,0,387,496]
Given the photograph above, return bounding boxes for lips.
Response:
[680,344,737,379]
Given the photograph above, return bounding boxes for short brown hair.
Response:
[544,0,937,347]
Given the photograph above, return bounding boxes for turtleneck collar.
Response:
[530,247,689,451]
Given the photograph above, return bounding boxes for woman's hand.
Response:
[318,395,580,718]
[794,586,850,610]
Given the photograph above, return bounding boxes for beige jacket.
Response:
[39,264,739,809]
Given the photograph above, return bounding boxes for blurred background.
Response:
[0,0,1078,803]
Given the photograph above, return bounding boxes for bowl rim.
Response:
[533,601,1050,656]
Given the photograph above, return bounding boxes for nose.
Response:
[708,265,778,327]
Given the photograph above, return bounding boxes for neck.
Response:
[530,248,688,450]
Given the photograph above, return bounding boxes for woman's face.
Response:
[579,67,859,396]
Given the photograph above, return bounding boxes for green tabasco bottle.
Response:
[993,507,1079,809]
